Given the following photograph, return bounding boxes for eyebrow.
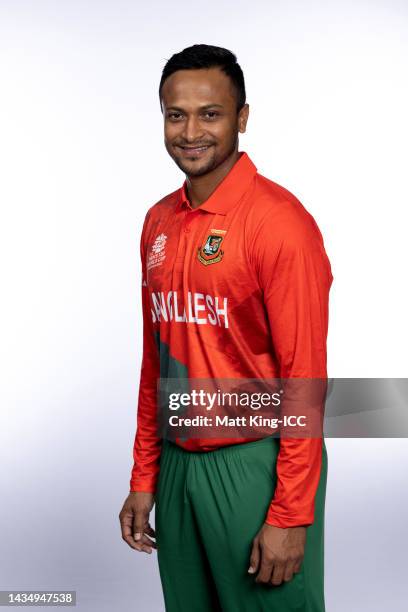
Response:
[166,104,224,111]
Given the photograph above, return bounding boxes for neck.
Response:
[185,149,241,209]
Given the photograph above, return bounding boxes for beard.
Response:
[168,135,238,178]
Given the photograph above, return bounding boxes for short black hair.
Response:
[159,44,246,113]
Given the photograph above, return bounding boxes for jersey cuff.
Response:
[265,507,314,528]
[129,474,159,494]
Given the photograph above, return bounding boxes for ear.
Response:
[238,103,250,134]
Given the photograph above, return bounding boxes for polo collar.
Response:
[175,151,257,215]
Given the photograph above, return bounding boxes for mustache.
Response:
[175,143,214,148]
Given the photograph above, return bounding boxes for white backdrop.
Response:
[0,1,407,610]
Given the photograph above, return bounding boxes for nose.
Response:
[182,115,204,143]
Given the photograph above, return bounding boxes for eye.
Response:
[203,111,219,120]
[167,112,183,120]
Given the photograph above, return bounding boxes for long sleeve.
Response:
[129,213,162,493]
[251,204,333,528]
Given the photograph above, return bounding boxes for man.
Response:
[119,44,333,611]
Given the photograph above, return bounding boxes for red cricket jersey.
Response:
[130,151,333,528]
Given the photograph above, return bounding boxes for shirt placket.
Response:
[173,204,201,269]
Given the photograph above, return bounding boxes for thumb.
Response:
[133,510,147,541]
[248,539,260,574]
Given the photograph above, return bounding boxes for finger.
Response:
[133,511,148,541]
[293,558,303,574]
[248,540,260,575]
[140,544,153,554]
[270,562,285,586]
[132,536,154,554]
[283,560,297,582]
[144,523,156,539]
[120,511,141,550]
[255,556,274,584]
[139,533,157,549]
[120,509,134,538]
[135,532,158,554]
[122,534,142,550]
[130,528,157,553]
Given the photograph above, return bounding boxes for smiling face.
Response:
[161,67,249,177]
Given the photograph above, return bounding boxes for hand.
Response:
[119,491,157,554]
[248,523,306,585]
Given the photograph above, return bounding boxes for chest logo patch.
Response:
[197,234,224,266]
[147,233,167,270]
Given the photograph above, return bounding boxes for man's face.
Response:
[161,67,249,177]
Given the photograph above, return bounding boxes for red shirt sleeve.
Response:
[251,204,333,528]
[129,212,162,493]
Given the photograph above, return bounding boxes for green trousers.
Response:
[155,437,327,611]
